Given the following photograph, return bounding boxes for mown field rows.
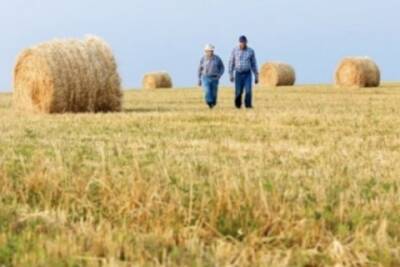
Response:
[1,85,400,266]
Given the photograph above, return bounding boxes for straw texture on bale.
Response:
[335,57,380,88]
[142,72,173,89]
[13,36,122,113]
[260,62,296,87]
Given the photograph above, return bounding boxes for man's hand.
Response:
[198,80,202,87]
[255,76,259,84]
[230,76,235,83]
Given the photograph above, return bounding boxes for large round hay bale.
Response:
[142,72,173,89]
[260,62,296,87]
[335,57,380,88]
[13,36,122,113]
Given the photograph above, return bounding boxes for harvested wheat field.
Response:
[1,84,400,266]
[13,36,122,113]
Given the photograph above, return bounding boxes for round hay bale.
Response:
[335,57,380,88]
[260,62,296,87]
[13,36,122,113]
[142,72,173,89]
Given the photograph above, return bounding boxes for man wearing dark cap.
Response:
[229,36,259,109]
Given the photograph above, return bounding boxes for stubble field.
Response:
[1,85,400,266]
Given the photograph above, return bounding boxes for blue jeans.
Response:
[202,76,219,107]
[235,71,253,108]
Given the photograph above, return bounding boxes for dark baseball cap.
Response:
[239,35,248,43]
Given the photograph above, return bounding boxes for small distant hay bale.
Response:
[142,72,173,89]
[13,35,122,113]
[260,62,296,87]
[335,57,380,88]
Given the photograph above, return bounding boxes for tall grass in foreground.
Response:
[1,85,400,266]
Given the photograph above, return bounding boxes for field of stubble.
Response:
[1,85,400,267]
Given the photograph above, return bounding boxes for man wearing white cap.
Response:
[198,44,225,109]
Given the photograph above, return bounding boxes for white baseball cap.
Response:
[204,44,215,51]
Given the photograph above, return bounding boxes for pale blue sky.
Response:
[1,0,399,91]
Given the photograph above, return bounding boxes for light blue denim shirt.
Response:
[198,55,225,81]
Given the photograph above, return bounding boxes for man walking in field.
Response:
[229,36,259,109]
[198,44,225,109]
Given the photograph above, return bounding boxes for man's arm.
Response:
[198,57,204,83]
[218,57,225,79]
[251,50,259,79]
[228,50,235,80]
[197,58,205,86]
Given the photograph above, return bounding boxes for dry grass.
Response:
[13,36,122,113]
[1,84,400,266]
